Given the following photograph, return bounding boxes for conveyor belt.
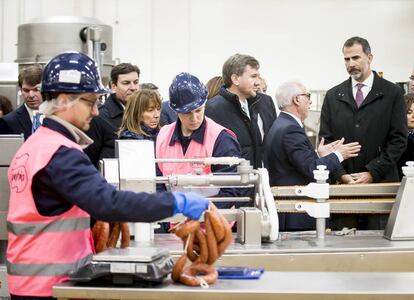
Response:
[271,182,400,213]
[275,198,395,213]
[272,182,400,197]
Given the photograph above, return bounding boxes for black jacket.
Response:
[84,94,124,167]
[160,101,177,126]
[398,133,414,180]
[205,87,276,169]
[0,104,32,140]
[319,72,407,182]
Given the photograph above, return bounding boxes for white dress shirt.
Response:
[351,71,374,100]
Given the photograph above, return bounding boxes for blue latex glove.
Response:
[173,192,209,220]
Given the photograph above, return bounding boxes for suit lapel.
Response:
[16,105,32,136]
[280,112,317,154]
[337,78,358,111]
[359,72,384,108]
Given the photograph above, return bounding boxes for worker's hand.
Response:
[173,192,209,220]
[349,171,373,184]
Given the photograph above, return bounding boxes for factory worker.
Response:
[156,72,245,208]
[6,52,208,299]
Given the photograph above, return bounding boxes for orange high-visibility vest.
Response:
[7,126,94,296]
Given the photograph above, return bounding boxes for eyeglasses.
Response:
[297,93,311,100]
[79,97,103,110]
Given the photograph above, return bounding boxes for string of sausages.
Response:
[170,203,233,287]
[92,221,130,253]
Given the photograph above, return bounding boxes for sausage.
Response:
[186,232,198,262]
[195,228,208,264]
[172,254,187,282]
[172,219,200,239]
[217,213,233,256]
[120,222,130,248]
[107,223,120,248]
[208,208,225,243]
[179,263,218,286]
[93,221,110,253]
[171,206,232,286]
[204,213,218,265]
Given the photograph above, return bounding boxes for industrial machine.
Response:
[15,16,114,86]
[51,140,414,299]
[1,138,414,298]
[0,16,115,110]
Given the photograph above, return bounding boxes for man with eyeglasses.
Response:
[0,65,43,140]
[319,36,407,230]
[264,81,361,231]
[6,51,208,299]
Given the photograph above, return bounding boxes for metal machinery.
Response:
[16,16,114,86]
[51,140,414,299]
[1,138,414,298]
[0,16,114,109]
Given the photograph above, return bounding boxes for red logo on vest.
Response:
[10,153,29,193]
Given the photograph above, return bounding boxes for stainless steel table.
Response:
[53,271,414,300]
[130,231,414,272]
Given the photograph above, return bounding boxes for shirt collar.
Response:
[169,118,206,146]
[24,103,37,118]
[46,115,94,149]
[281,111,303,128]
[351,70,374,89]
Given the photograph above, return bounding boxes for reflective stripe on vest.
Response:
[7,253,92,276]
[7,217,90,236]
[7,126,94,296]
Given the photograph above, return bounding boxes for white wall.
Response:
[0,0,413,98]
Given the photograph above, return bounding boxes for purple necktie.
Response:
[355,83,364,107]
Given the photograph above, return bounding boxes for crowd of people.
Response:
[1,36,414,299]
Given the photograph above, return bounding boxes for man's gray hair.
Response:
[275,81,305,110]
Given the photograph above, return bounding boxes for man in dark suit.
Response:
[319,36,407,229]
[0,65,43,140]
[84,63,140,167]
[265,81,361,231]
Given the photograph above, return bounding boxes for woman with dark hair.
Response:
[398,93,414,179]
[117,89,161,141]
[0,95,13,117]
